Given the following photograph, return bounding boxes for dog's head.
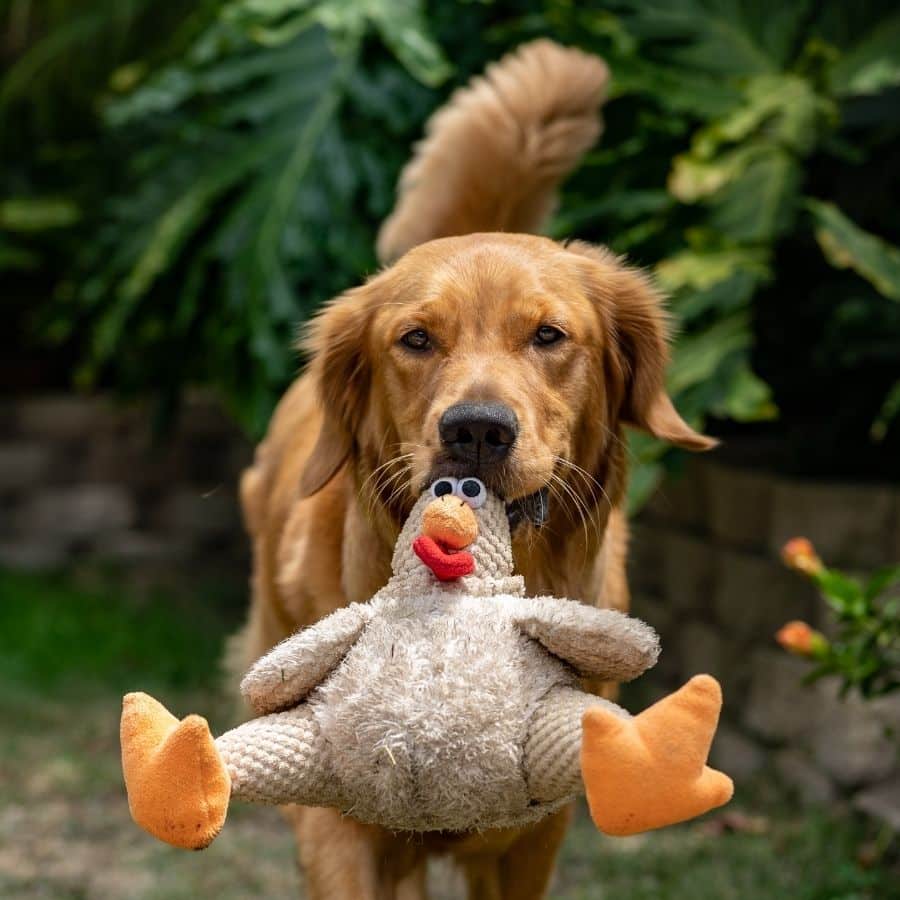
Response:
[299,233,713,525]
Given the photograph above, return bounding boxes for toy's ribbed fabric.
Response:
[525,688,628,802]
[216,707,341,808]
[385,492,524,600]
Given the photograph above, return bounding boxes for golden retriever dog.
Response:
[235,39,713,900]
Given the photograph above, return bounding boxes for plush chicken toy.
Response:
[121,477,733,849]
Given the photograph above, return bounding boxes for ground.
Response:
[1,569,897,899]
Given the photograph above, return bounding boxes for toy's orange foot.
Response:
[581,675,733,836]
[121,692,231,849]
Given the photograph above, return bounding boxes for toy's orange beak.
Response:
[421,496,478,548]
[413,496,478,581]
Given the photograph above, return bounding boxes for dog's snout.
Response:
[438,402,518,465]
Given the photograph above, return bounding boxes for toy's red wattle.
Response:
[412,535,475,581]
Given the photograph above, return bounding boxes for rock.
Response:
[83,433,178,487]
[770,479,894,569]
[854,775,900,830]
[713,548,815,642]
[707,463,773,550]
[633,593,680,681]
[812,680,897,788]
[0,443,53,492]
[677,621,725,679]
[179,392,239,438]
[633,593,673,639]
[677,620,748,700]
[774,749,837,805]
[227,441,254,476]
[643,458,708,530]
[100,531,187,563]
[0,539,68,570]
[627,522,667,595]
[14,394,120,439]
[744,649,820,742]
[153,487,240,542]
[869,692,900,733]
[663,532,714,616]
[710,724,766,779]
[16,485,136,540]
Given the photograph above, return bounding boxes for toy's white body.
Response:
[219,491,660,832]
[311,588,581,830]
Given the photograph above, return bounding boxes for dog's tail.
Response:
[376,39,609,264]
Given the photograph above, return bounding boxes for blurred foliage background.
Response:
[3,0,900,504]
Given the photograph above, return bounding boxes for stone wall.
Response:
[0,393,252,583]
[630,458,900,828]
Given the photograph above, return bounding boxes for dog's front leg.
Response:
[286,805,426,900]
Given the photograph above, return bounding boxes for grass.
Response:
[0,568,897,899]
[0,568,232,691]
[560,804,896,900]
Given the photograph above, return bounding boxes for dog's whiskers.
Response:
[360,451,415,519]
[384,472,414,512]
[549,456,612,560]
[553,456,613,514]
[547,471,593,554]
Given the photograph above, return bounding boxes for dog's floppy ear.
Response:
[298,285,376,497]
[568,241,716,451]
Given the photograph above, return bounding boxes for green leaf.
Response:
[669,143,764,203]
[807,199,900,301]
[370,0,453,87]
[720,362,778,421]
[687,74,834,162]
[816,570,866,617]
[627,461,665,516]
[0,10,106,107]
[0,197,81,232]
[613,0,794,77]
[656,245,770,292]
[864,565,900,602]
[709,148,801,242]
[609,55,740,118]
[871,380,900,441]
[666,312,753,396]
[0,240,38,271]
[117,129,297,304]
[829,11,900,97]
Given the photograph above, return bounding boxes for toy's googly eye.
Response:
[430,477,458,499]
[456,477,487,509]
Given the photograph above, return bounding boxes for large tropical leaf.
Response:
[62,0,447,435]
[707,148,802,242]
[657,243,771,321]
[828,10,900,97]
[807,199,900,301]
[611,0,811,77]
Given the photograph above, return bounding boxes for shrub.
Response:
[778,538,900,698]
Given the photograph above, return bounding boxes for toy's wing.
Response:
[511,597,660,682]
[240,603,371,715]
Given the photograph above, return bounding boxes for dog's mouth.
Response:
[421,457,550,531]
[419,465,549,531]
[505,488,549,531]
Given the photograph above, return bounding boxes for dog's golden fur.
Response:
[235,40,712,899]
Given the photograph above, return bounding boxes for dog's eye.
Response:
[430,477,458,499]
[400,329,431,351]
[456,477,487,509]
[534,325,565,347]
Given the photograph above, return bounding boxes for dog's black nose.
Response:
[439,403,518,464]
